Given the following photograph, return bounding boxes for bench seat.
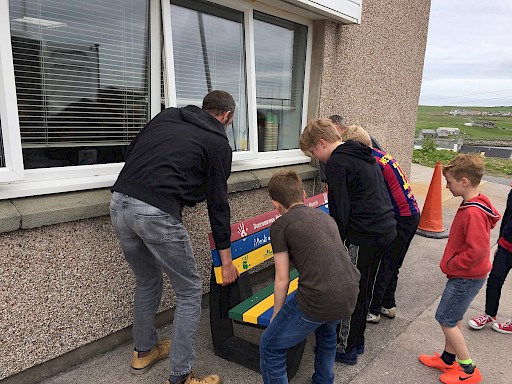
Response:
[229,269,299,327]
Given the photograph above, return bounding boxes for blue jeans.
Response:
[259,295,338,384]
[435,278,485,327]
[109,192,202,380]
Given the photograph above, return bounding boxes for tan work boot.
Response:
[131,339,171,375]
[165,372,221,384]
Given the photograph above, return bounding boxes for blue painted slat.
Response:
[257,290,298,327]
[211,227,271,267]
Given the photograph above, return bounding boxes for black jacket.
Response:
[325,140,396,247]
[500,189,512,244]
[112,105,232,249]
[319,136,383,182]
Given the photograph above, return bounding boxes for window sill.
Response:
[0,164,318,234]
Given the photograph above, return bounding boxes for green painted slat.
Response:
[229,283,275,322]
[228,269,299,322]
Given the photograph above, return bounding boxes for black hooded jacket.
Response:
[499,189,512,244]
[112,105,232,249]
[325,140,397,247]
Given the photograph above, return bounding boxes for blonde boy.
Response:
[299,119,396,365]
[419,154,500,384]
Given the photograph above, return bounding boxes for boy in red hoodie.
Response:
[419,154,501,384]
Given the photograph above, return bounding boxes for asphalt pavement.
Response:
[37,164,512,384]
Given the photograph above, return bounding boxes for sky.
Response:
[419,0,512,107]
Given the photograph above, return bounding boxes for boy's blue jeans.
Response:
[259,295,338,384]
[109,192,202,380]
[435,277,485,327]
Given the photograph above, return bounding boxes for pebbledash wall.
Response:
[0,0,430,381]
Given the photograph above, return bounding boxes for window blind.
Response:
[9,0,149,168]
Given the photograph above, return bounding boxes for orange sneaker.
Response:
[418,352,457,373]
[440,366,482,384]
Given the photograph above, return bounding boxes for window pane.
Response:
[254,12,307,151]
[170,0,248,152]
[9,0,149,169]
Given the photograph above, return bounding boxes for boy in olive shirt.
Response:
[259,171,360,384]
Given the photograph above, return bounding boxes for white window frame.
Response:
[164,0,313,168]
[0,0,24,182]
[0,0,313,199]
[0,0,162,199]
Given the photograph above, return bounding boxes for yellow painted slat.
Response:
[213,243,273,284]
[242,277,299,324]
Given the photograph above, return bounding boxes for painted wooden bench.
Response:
[208,193,329,379]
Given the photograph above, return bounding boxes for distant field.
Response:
[416,105,512,140]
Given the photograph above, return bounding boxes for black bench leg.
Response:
[209,266,262,371]
[209,266,235,353]
[209,266,253,352]
[286,339,306,380]
[209,266,305,379]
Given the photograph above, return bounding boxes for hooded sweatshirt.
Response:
[112,105,232,249]
[497,189,512,252]
[440,194,501,279]
[325,140,397,248]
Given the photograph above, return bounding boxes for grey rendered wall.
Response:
[316,0,431,175]
[0,177,320,380]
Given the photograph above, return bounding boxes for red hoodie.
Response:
[440,194,501,279]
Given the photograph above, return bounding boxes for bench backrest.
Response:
[208,192,328,284]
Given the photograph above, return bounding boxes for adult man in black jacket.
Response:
[110,90,238,384]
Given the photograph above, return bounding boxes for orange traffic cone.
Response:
[416,161,449,239]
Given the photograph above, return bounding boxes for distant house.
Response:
[460,145,512,160]
[420,129,437,138]
[473,121,496,128]
[436,127,460,137]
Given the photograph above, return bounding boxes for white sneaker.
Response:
[366,312,381,323]
[380,307,396,319]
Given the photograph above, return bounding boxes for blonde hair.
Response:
[341,125,372,147]
[299,118,341,155]
[268,171,304,209]
[443,153,485,186]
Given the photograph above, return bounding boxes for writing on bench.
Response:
[209,193,328,285]
[208,193,328,377]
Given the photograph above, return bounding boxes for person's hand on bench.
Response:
[219,247,239,286]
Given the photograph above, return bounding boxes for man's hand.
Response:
[218,247,239,286]
[221,262,239,286]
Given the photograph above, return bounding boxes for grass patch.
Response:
[416,105,512,140]
[414,107,512,178]
[413,147,512,178]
